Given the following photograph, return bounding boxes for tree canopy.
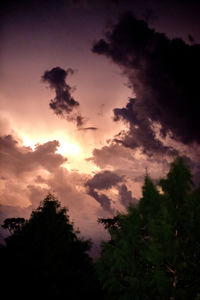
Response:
[96,157,200,299]
[1,193,101,299]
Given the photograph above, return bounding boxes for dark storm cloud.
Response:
[92,12,200,148]
[85,170,124,190]
[0,134,66,175]
[42,67,84,127]
[85,171,137,211]
[117,184,137,207]
[87,187,113,213]
[113,98,177,155]
[85,170,124,213]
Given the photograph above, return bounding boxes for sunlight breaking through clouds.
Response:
[56,139,81,157]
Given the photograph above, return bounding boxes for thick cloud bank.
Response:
[93,12,200,151]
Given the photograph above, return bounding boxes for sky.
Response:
[1,0,200,253]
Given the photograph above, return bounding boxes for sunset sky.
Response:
[1,0,200,251]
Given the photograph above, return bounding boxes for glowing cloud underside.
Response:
[23,136,81,156]
[56,140,81,157]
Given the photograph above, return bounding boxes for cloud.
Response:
[113,98,178,155]
[87,141,177,199]
[0,135,66,177]
[42,66,84,127]
[84,170,139,211]
[88,142,170,175]
[0,134,67,209]
[85,170,124,213]
[117,183,137,207]
[85,170,124,190]
[92,12,200,149]
[0,129,109,250]
[86,187,113,213]
[78,127,98,131]
[86,143,136,169]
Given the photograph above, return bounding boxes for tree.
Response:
[159,158,200,299]
[96,157,200,299]
[1,193,101,299]
[2,217,25,233]
[97,206,145,300]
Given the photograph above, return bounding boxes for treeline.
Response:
[1,157,200,299]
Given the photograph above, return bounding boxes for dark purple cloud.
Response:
[85,170,137,211]
[42,67,84,127]
[92,12,200,152]
[85,170,124,190]
[87,187,113,213]
[113,98,178,155]
[117,184,137,207]
[85,170,124,213]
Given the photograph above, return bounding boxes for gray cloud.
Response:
[85,170,124,190]
[85,170,124,213]
[78,127,98,131]
[0,135,67,176]
[117,183,137,207]
[85,170,138,211]
[87,187,113,213]
[86,143,136,169]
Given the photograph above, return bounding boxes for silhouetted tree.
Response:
[159,157,200,299]
[1,193,102,299]
[96,157,200,299]
[2,217,25,233]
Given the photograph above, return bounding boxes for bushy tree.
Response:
[1,193,101,299]
[96,157,200,299]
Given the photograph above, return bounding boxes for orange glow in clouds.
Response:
[56,140,81,157]
[21,133,99,174]
[22,135,81,157]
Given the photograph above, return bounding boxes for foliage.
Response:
[1,193,101,299]
[2,217,25,233]
[96,157,200,299]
